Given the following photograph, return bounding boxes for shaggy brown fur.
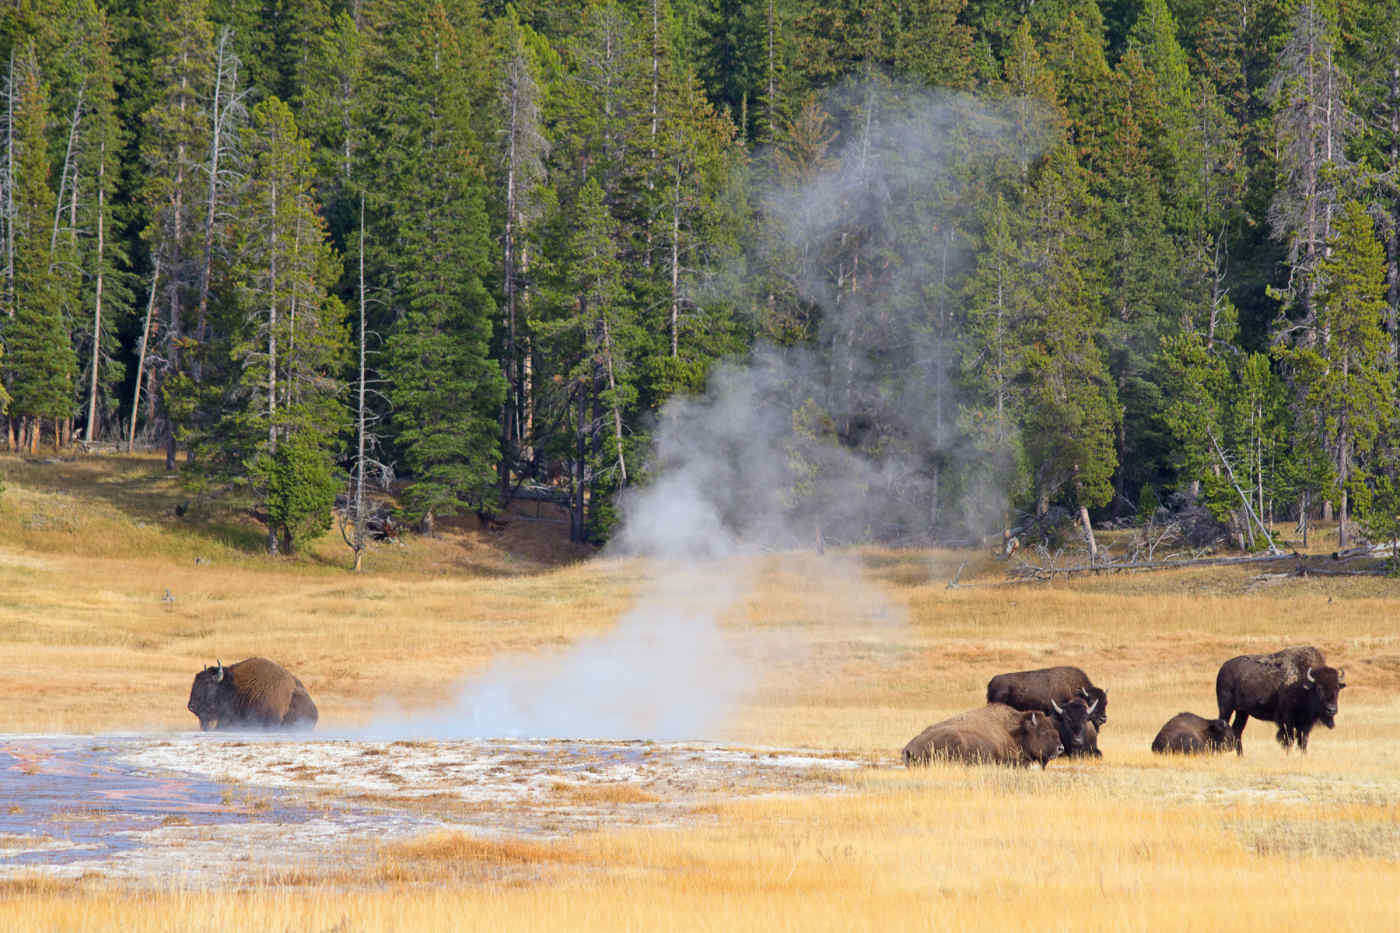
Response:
[1151,712,1238,754]
[1215,645,1336,755]
[187,657,318,731]
[902,703,1063,768]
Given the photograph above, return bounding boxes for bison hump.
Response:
[227,657,297,717]
[1249,646,1326,685]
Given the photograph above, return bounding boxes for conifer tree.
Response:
[1014,145,1117,549]
[373,1,504,533]
[76,6,131,444]
[1267,0,1357,332]
[487,7,552,496]
[1282,201,1395,547]
[959,192,1030,530]
[140,0,214,467]
[196,97,348,554]
[536,175,641,541]
[4,54,76,451]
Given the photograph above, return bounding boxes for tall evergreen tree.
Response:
[1281,200,1394,547]
[217,97,347,553]
[140,0,214,466]
[4,54,76,451]
[1267,0,1357,333]
[372,1,504,532]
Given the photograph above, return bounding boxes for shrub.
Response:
[265,434,339,554]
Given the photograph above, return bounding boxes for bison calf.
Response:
[187,657,319,731]
[1151,712,1238,754]
[902,703,1064,769]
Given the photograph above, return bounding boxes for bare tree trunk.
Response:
[1078,501,1098,563]
[572,386,587,542]
[1338,419,1350,548]
[4,52,15,316]
[50,89,82,258]
[352,199,367,571]
[766,0,776,134]
[129,259,161,453]
[1390,58,1400,367]
[670,160,681,357]
[521,247,534,464]
[599,313,627,487]
[500,78,519,500]
[196,29,243,378]
[85,139,107,443]
[266,178,279,556]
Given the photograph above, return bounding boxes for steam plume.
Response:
[361,81,1046,741]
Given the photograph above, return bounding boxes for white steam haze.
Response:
[357,82,1048,742]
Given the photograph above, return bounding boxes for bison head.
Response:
[1049,696,1098,753]
[1079,686,1108,728]
[1304,666,1345,728]
[1016,711,1064,768]
[1204,717,1238,752]
[186,660,229,731]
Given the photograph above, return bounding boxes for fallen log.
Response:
[1331,543,1395,560]
[1293,566,1391,578]
[1008,550,1300,580]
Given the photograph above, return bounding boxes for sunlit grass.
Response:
[1,456,1398,929]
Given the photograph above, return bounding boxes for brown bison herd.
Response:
[183,646,1347,767]
[903,646,1347,768]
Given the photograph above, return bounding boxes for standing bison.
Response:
[1151,712,1238,754]
[987,666,1108,730]
[902,703,1064,768]
[187,657,319,731]
[1215,645,1344,754]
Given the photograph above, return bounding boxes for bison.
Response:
[1215,646,1344,754]
[187,657,319,731]
[1151,712,1238,754]
[902,703,1064,768]
[1271,666,1347,752]
[1048,695,1102,758]
[987,666,1108,730]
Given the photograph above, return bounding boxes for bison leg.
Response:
[1297,728,1309,753]
[1275,724,1294,752]
[1230,711,1249,755]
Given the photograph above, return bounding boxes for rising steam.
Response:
[359,82,1047,742]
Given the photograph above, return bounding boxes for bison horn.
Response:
[1338,667,1346,686]
[1306,666,1315,683]
[215,659,225,683]
[1080,687,1090,699]
[1085,698,1099,715]
[1029,713,1038,725]
[1050,698,1063,714]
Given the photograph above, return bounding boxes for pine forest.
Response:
[4,0,1400,556]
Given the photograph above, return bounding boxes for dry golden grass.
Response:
[1,455,1399,930]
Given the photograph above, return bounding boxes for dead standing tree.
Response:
[339,199,391,571]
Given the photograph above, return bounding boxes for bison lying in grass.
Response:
[1215,645,1345,754]
[187,657,319,731]
[1151,712,1238,754]
[986,665,1108,731]
[902,703,1064,768]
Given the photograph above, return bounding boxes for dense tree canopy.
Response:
[3,0,1400,552]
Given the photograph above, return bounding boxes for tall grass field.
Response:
[1,454,1397,931]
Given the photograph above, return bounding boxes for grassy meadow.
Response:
[1,453,1398,931]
